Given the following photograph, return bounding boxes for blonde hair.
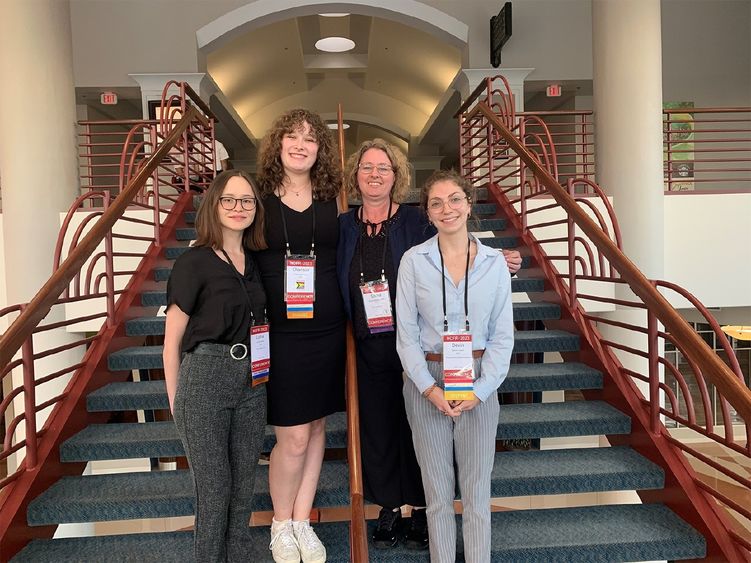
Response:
[344,138,412,202]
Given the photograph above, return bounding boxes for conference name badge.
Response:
[359,280,394,334]
[250,323,270,386]
[284,255,315,319]
[442,332,475,401]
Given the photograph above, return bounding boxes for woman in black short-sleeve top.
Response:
[163,170,268,562]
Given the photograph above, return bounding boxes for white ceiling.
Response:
[205,13,462,153]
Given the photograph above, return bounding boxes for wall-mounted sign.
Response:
[100,92,118,105]
[490,2,512,68]
[546,84,562,97]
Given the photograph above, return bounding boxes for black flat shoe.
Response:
[372,507,401,549]
[405,508,429,550]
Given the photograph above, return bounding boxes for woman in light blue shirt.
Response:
[396,170,514,563]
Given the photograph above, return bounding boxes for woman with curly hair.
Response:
[255,108,345,563]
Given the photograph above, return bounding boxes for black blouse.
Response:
[347,207,400,340]
[167,245,267,354]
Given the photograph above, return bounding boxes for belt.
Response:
[191,342,248,360]
[425,349,485,362]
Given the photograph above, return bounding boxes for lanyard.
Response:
[357,202,393,283]
[437,237,471,333]
[278,196,316,258]
[219,249,265,327]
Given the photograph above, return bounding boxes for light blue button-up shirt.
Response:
[395,234,514,402]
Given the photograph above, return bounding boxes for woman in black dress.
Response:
[255,109,345,563]
[163,170,268,561]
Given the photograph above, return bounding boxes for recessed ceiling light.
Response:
[319,13,350,17]
[327,122,350,130]
[315,37,355,53]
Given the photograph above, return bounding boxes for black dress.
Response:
[255,195,346,426]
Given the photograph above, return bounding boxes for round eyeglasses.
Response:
[219,196,257,211]
[358,163,394,175]
[427,195,469,212]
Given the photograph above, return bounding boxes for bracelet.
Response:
[422,384,437,398]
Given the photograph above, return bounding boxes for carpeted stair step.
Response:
[359,503,705,562]
[140,290,167,307]
[184,210,195,224]
[42,442,661,526]
[479,235,518,248]
[87,361,600,414]
[490,446,663,497]
[498,400,630,439]
[511,275,544,292]
[124,302,560,337]
[500,362,602,393]
[59,422,182,462]
[15,503,704,562]
[175,228,196,241]
[65,396,623,464]
[108,329,579,371]
[26,461,355,525]
[15,521,352,563]
[87,381,168,412]
[472,202,496,215]
[510,302,559,322]
[164,246,190,260]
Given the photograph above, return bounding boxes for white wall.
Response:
[664,192,751,309]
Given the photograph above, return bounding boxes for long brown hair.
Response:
[194,170,266,251]
[344,138,412,202]
[257,108,342,201]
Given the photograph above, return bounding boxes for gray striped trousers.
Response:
[403,358,499,563]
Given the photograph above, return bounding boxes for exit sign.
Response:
[546,84,562,97]
[100,91,118,105]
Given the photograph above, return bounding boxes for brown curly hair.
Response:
[344,138,412,203]
[257,108,342,201]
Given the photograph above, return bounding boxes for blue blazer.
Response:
[337,205,435,320]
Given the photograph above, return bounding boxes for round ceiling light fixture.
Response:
[327,122,350,130]
[315,36,355,53]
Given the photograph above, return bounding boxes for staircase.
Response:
[11,191,707,561]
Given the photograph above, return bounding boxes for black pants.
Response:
[356,336,426,508]
[173,343,267,562]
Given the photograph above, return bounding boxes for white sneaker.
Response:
[270,519,301,563]
[293,520,327,563]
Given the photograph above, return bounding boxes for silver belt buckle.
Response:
[229,343,248,360]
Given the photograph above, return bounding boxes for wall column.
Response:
[593,0,664,278]
[0,0,80,303]
[592,0,665,425]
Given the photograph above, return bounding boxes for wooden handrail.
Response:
[470,101,751,422]
[182,83,215,120]
[0,106,201,368]
[336,102,369,563]
[455,78,492,118]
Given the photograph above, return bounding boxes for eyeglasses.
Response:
[219,196,257,211]
[427,195,469,212]
[358,163,394,175]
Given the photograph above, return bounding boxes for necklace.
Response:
[284,183,311,197]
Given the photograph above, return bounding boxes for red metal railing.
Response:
[458,75,751,559]
[664,107,751,192]
[0,83,213,551]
